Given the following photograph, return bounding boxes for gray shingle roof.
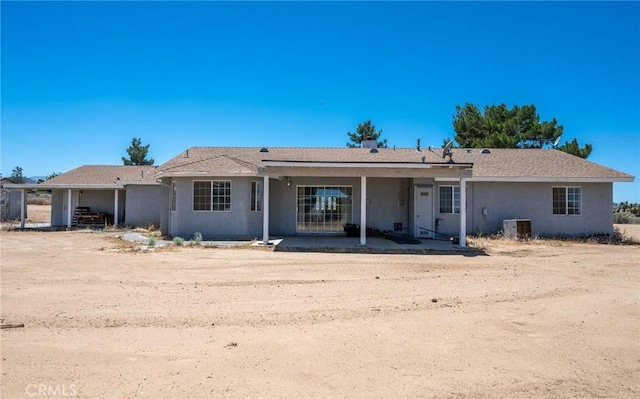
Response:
[156,147,633,181]
[453,148,633,180]
[44,165,157,185]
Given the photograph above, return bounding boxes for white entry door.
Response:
[414,186,434,238]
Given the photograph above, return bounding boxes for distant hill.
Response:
[29,176,47,183]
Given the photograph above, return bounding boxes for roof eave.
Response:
[261,161,474,169]
[468,176,634,183]
[155,170,259,178]
[2,183,126,189]
[118,180,161,186]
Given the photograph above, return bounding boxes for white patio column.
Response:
[262,175,270,244]
[459,176,467,248]
[360,176,367,246]
[20,189,26,229]
[114,189,119,226]
[67,189,72,228]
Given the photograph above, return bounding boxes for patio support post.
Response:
[20,189,26,229]
[459,176,467,248]
[262,175,270,244]
[360,176,367,246]
[67,189,72,228]
[114,189,119,226]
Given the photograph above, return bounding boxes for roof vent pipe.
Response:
[416,139,421,151]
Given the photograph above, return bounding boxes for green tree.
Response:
[122,137,154,165]
[346,120,388,148]
[10,166,26,184]
[446,103,592,158]
[556,138,592,159]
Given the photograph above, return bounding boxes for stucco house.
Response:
[7,145,634,247]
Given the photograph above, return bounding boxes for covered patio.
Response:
[259,158,474,248]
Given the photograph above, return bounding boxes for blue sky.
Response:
[1,1,638,202]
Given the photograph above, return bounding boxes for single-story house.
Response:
[6,144,634,247]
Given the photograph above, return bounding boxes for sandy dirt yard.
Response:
[23,204,52,224]
[1,230,638,398]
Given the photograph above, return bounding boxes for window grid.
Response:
[296,186,352,233]
[553,187,581,215]
[193,180,231,212]
[439,186,460,214]
[212,181,231,211]
[193,181,212,211]
[251,181,262,212]
[567,187,582,215]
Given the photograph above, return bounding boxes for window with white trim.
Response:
[193,180,231,211]
[439,186,460,214]
[251,181,262,212]
[553,187,581,215]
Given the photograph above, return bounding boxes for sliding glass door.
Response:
[297,186,352,233]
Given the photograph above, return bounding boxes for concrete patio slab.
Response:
[272,235,482,255]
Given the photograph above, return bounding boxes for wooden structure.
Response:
[72,207,113,227]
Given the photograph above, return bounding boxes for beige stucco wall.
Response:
[468,181,614,236]
[78,190,125,222]
[125,185,162,227]
[0,189,26,221]
[168,177,263,239]
[51,190,63,225]
[160,175,616,239]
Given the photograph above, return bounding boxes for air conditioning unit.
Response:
[503,219,532,239]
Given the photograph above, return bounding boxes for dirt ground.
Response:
[23,204,51,224]
[1,229,639,398]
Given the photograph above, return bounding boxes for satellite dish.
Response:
[443,140,454,162]
[553,136,562,148]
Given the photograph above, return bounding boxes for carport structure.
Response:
[4,165,157,229]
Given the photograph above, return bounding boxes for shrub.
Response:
[148,237,156,246]
[614,202,640,217]
[613,212,639,224]
[611,226,640,245]
[173,237,184,246]
[193,232,203,243]
[27,196,52,205]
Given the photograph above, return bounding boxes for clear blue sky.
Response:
[1,1,638,202]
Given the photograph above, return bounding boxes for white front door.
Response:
[414,186,434,238]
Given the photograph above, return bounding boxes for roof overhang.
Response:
[468,176,635,183]
[118,180,161,186]
[155,170,257,178]
[261,161,474,169]
[2,183,126,190]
